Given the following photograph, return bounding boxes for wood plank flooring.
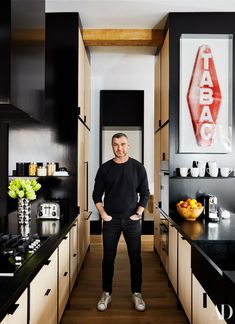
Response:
[61,235,187,324]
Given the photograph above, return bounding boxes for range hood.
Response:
[0,0,45,122]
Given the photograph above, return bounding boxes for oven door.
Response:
[159,212,169,273]
[160,170,169,215]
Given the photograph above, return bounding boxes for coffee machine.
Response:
[198,193,219,222]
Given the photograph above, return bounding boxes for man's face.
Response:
[112,136,130,158]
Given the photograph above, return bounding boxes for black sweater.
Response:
[92,157,150,217]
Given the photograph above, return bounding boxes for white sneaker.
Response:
[132,292,146,311]
[97,292,112,311]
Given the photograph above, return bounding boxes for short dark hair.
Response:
[112,133,128,142]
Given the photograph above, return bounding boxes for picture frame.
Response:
[179,34,233,153]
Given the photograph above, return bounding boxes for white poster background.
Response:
[179,34,233,153]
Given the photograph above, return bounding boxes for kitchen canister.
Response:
[37,165,47,176]
[47,162,56,176]
[28,162,38,176]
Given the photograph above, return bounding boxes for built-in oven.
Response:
[159,210,169,271]
[158,160,169,272]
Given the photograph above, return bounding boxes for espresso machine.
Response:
[198,193,219,222]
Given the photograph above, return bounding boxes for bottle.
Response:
[47,162,56,176]
[37,165,47,176]
[28,162,37,176]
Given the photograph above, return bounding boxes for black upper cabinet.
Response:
[0,0,45,122]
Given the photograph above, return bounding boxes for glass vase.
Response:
[17,198,31,225]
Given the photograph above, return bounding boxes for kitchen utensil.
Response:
[179,167,189,177]
[220,167,233,177]
[190,167,199,177]
[194,161,206,177]
[206,167,219,177]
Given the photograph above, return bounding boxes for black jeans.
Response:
[102,217,142,294]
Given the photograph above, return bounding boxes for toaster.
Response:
[37,202,60,220]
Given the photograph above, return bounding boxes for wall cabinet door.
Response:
[160,30,169,125]
[84,48,91,128]
[154,54,161,130]
[178,233,191,321]
[58,234,70,322]
[78,28,91,128]
[168,224,178,293]
[192,274,227,324]
[78,28,85,121]
[30,249,58,324]
[1,288,28,324]
[70,219,78,293]
[160,123,169,161]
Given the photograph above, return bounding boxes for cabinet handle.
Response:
[181,236,186,240]
[73,253,77,257]
[84,211,92,220]
[63,236,68,240]
[45,259,51,266]
[45,289,51,296]
[203,292,207,308]
[8,303,19,315]
[63,271,68,277]
[73,223,77,227]
[84,161,89,211]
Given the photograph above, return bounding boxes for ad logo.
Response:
[215,304,233,321]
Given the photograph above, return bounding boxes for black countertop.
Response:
[165,209,235,323]
[0,212,77,322]
[168,209,235,242]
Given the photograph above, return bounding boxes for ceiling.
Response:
[46,0,235,29]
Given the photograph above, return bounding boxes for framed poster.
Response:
[179,34,233,153]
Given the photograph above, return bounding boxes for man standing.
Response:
[92,133,150,312]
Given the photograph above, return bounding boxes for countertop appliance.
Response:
[37,202,60,220]
[0,234,47,277]
[199,194,219,222]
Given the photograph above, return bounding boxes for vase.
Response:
[17,198,31,225]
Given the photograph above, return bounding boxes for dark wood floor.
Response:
[61,235,187,324]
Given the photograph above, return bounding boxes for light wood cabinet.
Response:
[78,28,91,128]
[154,54,161,130]
[160,30,169,125]
[30,249,58,324]
[1,288,27,324]
[178,233,191,322]
[77,120,86,273]
[58,234,70,322]
[160,123,169,161]
[168,223,178,293]
[70,219,78,293]
[192,274,227,324]
[78,28,85,121]
[77,35,91,273]
[84,48,91,128]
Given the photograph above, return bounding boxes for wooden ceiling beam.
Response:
[82,29,164,47]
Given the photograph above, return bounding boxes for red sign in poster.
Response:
[179,34,232,153]
[187,45,222,147]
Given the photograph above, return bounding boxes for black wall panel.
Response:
[167,13,235,211]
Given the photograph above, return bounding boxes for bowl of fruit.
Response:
[176,198,204,221]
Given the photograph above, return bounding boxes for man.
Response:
[92,133,150,312]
